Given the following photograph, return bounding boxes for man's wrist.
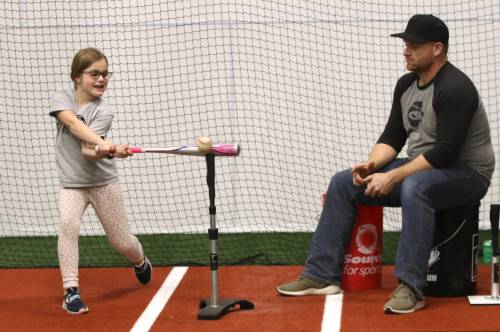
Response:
[388,169,403,184]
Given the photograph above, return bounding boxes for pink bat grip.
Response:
[211,144,239,155]
[129,147,144,153]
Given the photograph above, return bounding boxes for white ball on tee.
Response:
[196,136,213,153]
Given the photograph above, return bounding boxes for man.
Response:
[277,14,495,314]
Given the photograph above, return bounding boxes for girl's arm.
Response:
[55,110,115,159]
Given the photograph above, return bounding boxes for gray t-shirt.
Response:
[50,88,118,187]
[378,62,495,181]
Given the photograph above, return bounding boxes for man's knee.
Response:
[328,169,355,194]
[400,174,428,202]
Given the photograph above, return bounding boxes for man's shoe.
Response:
[277,277,341,296]
[383,283,425,314]
[134,256,152,285]
[62,287,89,315]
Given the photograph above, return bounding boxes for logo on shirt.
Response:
[407,101,423,128]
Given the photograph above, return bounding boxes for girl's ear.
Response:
[74,74,82,85]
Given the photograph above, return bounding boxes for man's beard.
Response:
[407,59,432,73]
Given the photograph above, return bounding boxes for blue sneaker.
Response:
[62,287,89,315]
[134,257,152,285]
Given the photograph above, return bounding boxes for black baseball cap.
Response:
[391,14,449,44]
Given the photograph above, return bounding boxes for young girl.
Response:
[50,48,152,315]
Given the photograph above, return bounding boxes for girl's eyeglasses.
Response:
[82,70,113,80]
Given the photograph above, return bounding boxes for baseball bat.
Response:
[129,144,240,157]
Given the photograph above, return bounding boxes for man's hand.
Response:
[362,172,396,197]
[351,161,376,186]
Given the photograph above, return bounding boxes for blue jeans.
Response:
[302,158,490,298]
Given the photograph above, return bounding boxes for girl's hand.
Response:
[95,142,116,157]
[114,144,134,158]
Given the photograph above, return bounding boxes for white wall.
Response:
[0,0,499,235]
